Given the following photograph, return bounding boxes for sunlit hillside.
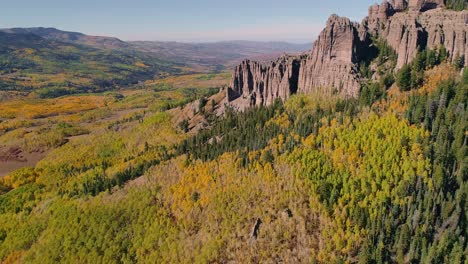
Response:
[0,1,467,263]
[0,56,466,263]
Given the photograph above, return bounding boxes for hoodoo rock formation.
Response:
[366,0,466,68]
[297,15,368,98]
[409,0,445,11]
[226,0,467,109]
[227,56,302,110]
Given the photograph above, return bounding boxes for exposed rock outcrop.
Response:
[227,15,366,108]
[297,15,367,97]
[227,56,301,111]
[408,0,445,11]
[226,1,467,109]
[366,0,467,68]
[393,0,409,12]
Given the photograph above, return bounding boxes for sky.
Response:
[1,0,378,43]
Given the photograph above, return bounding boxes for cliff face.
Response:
[227,15,365,110]
[366,0,468,68]
[226,0,468,109]
[297,15,368,97]
[228,56,301,111]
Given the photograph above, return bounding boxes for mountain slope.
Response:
[0,28,311,94]
[0,31,183,97]
[0,27,129,49]
[0,64,465,263]
[0,0,467,263]
[0,27,311,70]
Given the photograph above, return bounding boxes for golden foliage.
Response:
[373,64,458,115]
[145,73,230,89]
[0,95,110,119]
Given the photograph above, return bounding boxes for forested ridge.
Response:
[0,39,467,263]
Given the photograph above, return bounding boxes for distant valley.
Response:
[0,27,310,99]
[130,40,311,70]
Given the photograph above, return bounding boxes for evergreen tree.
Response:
[438,45,448,62]
[397,64,412,91]
[426,49,437,68]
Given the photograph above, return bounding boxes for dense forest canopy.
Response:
[0,56,466,262]
[0,6,467,261]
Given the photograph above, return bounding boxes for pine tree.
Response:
[438,46,448,62]
[397,64,412,91]
[426,49,437,68]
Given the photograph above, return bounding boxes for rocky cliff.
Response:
[297,15,368,98]
[228,56,302,110]
[366,0,467,68]
[226,0,467,109]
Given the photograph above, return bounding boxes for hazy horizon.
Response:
[1,26,315,44]
[1,0,377,43]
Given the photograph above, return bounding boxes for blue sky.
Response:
[1,0,378,43]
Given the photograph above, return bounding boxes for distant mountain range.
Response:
[130,40,311,69]
[0,27,310,96]
[0,29,183,97]
[0,27,311,69]
[0,27,129,49]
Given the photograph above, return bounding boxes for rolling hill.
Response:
[0,27,129,49]
[0,30,183,97]
[0,28,310,97]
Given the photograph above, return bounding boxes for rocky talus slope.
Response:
[226,0,467,110]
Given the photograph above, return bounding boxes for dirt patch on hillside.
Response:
[0,147,27,162]
[0,146,46,177]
